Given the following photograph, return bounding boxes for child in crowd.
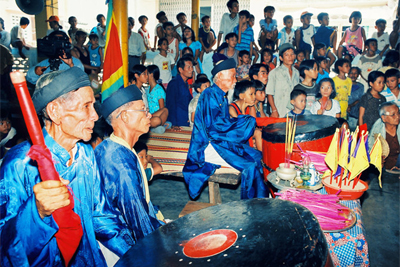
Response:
[264,39,278,66]
[130,65,149,108]
[179,27,202,72]
[174,12,187,41]
[382,68,400,107]
[236,50,251,81]
[295,11,315,59]
[313,43,335,70]
[134,141,163,181]
[219,32,239,66]
[188,77,210,128]
[288,89,312,116]
[217,0,239,49]
[0,109,18,161]
[10,17,30,58]
[248,14,260,64]
[332,58,352,119]
[315,56,330,84]
[249,63,269,85]
[67,16,78,47]
[138,15,152,50]
[278,15,295,48]
[310,78,341,118]
[312,12,337,55]
[230,80,262,151]
[266,43,300,118]
[261,48,275,71]
[258,6,278,48]
[88,33,103,73]
[153,38,175,87]
[357,38,382,89]
[96,14,106,47]
[154,11,168,48]
[294,50,305,70]
[253,80,267,118]
[359,71,386,131]
[199,16,216,62]
[379,50,399,73]
[347,67,364,129]
[337,11,366,59]
[234,10,254,61]
[291,60,318,111]
[163,22,179,64]
[371,19,389,57]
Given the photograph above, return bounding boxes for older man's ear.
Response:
[46,101,62,125]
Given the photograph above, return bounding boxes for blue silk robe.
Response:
[183,83,268,199]
[0,129,133,267]
[94,138,164,243]
[166,74,193,126]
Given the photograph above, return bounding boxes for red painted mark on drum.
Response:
[183,229,238,258]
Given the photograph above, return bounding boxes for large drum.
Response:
[262,115,339,179]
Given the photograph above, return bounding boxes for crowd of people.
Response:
[0,1,399,266]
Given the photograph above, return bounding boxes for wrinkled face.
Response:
[240,87,256,106]
[218,69,237,92]
[137,149,148,168]
[285,18,293,28]
[256,90,266,102]
[179,61,194,79]
[306,63,319,79]
[382,105,400,126]
[349,68,360,82]
[386,76,400,90]
[0,119,11,135]
[203,18,211,28]
[227,36,238,48]
[125,100,152,134]
[369,76,385,92]
[280,49,296,66]
[54,86,98,142]
[263,52,272,64]
[291,94,307,111]
[320,81,333,98]
[255,66,268,85]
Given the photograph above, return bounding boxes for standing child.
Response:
[294,50,305,70]
[313,43,336,70]
[359,71,386,131]
[337,11,366,59]
[87,33,103,73]
[382,68,400,107]
[261,48,275,71]
[291,60,318,111]
[312,12,337,55]
[315,56,330,84]
[332,58,352,119]
[154,11,168,48]
[236,50,251,81]
[96,14,106,47]
[234,10,254,62]
[310,78,341,118]
[248,14,260,64]
[163,22,179,64]
[264,39,278,66]
[68,16,78,47]
[179,27,202,72]
[174,12,187,41]
[288,89,312,116]
[153,38,175,87]
[295,11,315,59]
[371,19,389,57]
[199,16,216,62]
[258,6,278,49]
[278,15,295,48]
[138,15,152,50]
[347,67,365,129]
[216,0,239,49]
[219,32,239,66]
[134,141,163,181]
[188,77,210,128]
[357,38,382,90]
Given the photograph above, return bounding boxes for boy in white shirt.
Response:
[153,37,175,88]
[371,19,390,57]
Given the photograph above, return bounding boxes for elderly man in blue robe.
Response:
[183,58,268,199]
[0,67,133,266]
[95,85,165,245]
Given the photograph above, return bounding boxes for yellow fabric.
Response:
[348,132,370,181]
[369,134,383,188]
[325,128,340,173]
[109,134,164,221]
[333,76,352,119]
[338,130,350,171]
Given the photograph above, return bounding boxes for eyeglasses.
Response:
[116,108,150,118]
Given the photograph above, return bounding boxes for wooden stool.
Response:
[208,173,241,204]
[179,201,215,218]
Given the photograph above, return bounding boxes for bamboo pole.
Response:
[192,0,200,40]
[113,0,128,87]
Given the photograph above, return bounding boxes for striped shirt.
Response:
[233,25,254,52]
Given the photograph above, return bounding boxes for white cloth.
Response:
[357,54,383,91]
[128,32,146,56]
[153,53,175,84]
[371,32,390,51]
[46,28,67,36]
[278,27,295,47]
[167,37,178,61]
[154,23,163,36]
[310,99,341,117]
[97,25,106,47]
[10,25,23,45]
[219,13,239,40]
[204,143,234,168]
[301,24,315,46]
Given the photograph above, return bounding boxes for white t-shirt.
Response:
[371,32,389,51]
[153,53,175,84]
[301,24,315,46]
[128,32,146,56]
[154,23,163,36]
[310,99,341,117]
[219,13,239,40]
[167,37,178,61]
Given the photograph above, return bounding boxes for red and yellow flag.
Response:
[101,0,124,100]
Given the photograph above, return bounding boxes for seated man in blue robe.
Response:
[0,67,133,267]
[183,58,268,199]
[166,56,194,127]
[95,85,164,245]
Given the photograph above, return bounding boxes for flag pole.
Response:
[114,0,129,87]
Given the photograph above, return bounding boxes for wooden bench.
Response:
[178,201,216,217]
